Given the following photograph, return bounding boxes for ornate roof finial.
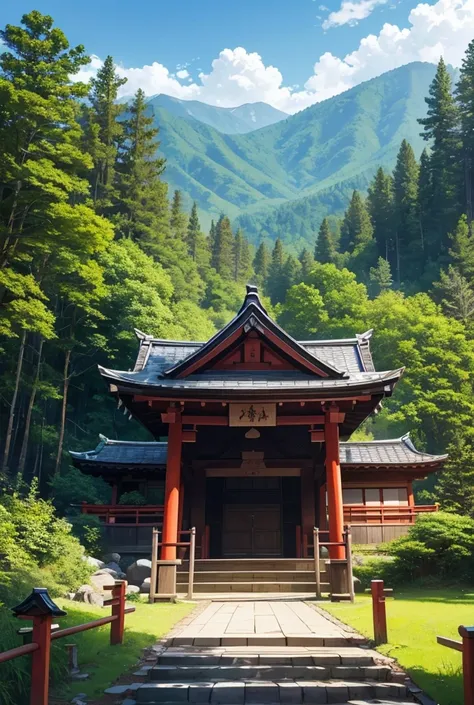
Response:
[239,283,268,314]
[12,588,67,618]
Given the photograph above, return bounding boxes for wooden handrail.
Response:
[437,635,463,652]
[438,626,474,705]
[52,615,117,640]
[343,504,438,524]
[150,527,196,601]
[0,642,39,664]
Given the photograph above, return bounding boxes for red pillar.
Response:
[325,414,344,559]
[31,614,52,705]
[162,409,183,560]
[319,483,327,530]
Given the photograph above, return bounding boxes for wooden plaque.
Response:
[229,403,276,426]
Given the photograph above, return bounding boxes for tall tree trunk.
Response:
[18,338,44,478]
[54,348,71,476]
[2,329,27,475]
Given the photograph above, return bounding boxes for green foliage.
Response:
[68,513,104,556]
[315,218,337,264]
[50,466,111,514]
[118,490,147,505]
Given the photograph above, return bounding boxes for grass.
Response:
[52,598,195,701]
[321,587,474,705]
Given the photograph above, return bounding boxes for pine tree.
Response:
[299,248,314,279]
[170,190,188,241]
[233,228,252,283]
[369,257,393,297]
[115,88,168,243]
[435,265,474,324]
[209,220,216,251]
[339,191,373,254]
[456,39,474,227]
[448,215,474,279]
[88,55,127,213]
[315,218,337,263]
[211,215,234,279]
[187,202,201,261]
[418,148,432,253]
[267,238,286,303]
[393,140,420,284]
[253,242,270,287]
[419,57,462,252]
[367,167,394,261]
[281,255,302,294]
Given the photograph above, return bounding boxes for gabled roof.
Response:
[69,435,168,467]
[340,433,448,467]
[162,285,346,379]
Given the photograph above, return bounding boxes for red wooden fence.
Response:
[437,626,474,705]
[0,581,135,705]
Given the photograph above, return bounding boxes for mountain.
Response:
[146,94,288,134]
[149,62,438,249]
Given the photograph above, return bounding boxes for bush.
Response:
[118,490,147,505]
[50,466,111,513]
[68,513,104,556]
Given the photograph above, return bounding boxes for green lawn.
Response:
[52,598,195,701]
[321,588,474,705]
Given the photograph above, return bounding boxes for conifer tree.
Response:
[88,55,127,213]
[456,38,474,226]
[170,190,188,241]
[339,191,373,254]
[315,218,337,263]
[393,140,420,284]
[266,238,286,303]
[253,242,270,288]
[418,148,432,252]
[115,88,168,243]
[187,202,201,261]
[281,255,302,295]
[211,215,234,279]
[369,257,393,297]
[448,215,474,280]
[367,167,394,260]
[209,220,216,251]
[419,57,462,251]
[299,248,314,279]
[435,265,474,324]
[233,228,252,283]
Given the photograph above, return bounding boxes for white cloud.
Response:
[176,69,190,79]
[74,0,474,114]
[322,0,387,29]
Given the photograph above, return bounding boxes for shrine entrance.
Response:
[222,504,281,557]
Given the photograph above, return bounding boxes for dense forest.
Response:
[1,11,474,518]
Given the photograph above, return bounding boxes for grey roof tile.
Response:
[69,436,168,465]
[340,434,447,465]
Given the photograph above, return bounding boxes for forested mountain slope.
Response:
[150,62,438,247]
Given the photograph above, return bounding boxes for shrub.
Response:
[69,513,104,556]
[118,490,147,505]
[50,466,111,514]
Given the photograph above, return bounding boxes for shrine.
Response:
[70,285,445,596]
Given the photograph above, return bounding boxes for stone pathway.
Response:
[105,600,416,705]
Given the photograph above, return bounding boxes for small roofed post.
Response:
[12,588,66,705]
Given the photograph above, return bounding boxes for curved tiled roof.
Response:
[69,436,168,466]
[340,433,447,466]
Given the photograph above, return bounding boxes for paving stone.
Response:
[221,637,248,646]
[245,681,279,703]
[104,685,128,695]
[211,681,245,704]
[188,682,214,702]
[277,681,303,703]
[220,654,258,665]
[296,680,327,704]
[193,638,222,647]
[325,681,349,703]
[347,682,374,699]
[312,653,341,665]
[331,666,363,679]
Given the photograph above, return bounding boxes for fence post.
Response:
[371,579,388,645]
[150,527,159,604]
[110,581,126,646]
[313,527,321,599]
[188,527,196,600]
[345,526,355,603]
[459,626,474,705]
[12,588,66,705]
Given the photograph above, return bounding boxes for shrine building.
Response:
[70,285,445,595]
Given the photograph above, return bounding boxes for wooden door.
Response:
[222,504,281,557]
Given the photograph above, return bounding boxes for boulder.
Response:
[103,552,121,565]
[126,584,141,595]
[119,554,137,571]
[104,561,122,575]
[90,572,115,593]
[140,577,151,594]
[127,558,152,587]
[74,585,93,601]
[83,556,105,569]
[94,567,126,579]
[88,592,104,606]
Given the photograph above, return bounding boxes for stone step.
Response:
[147,664,391,682]
[157,652,375,668]
[177,571,326,582]
[179,560,315,572]
[135,679,409,703]
[168,635,362,648]
[175,582,326,593]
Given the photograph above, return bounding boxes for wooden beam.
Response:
[182,415,228,426]
[276,415,325,425]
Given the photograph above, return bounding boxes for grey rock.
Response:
[90,572,115,592]
[140,577,151,594]
[83,555,105,569]
[103,552,121,564]
[127,558,152,586]
[74,585,93,602]
[95,567,120,577]
[88,592,104,606]
[105,561,122,574]
[104,685,128,694]
[126,584,140,595]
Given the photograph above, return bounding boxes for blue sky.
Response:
[2,0,473,112]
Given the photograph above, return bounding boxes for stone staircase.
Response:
[177,559,329,595]
[135,633,414,705]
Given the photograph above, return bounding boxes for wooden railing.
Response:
[81,502,164,525]
[437,626,474,705]
[343,504,438,524]
[0,582,135,705]
[149,527,196,601]
[312,526,354,602]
